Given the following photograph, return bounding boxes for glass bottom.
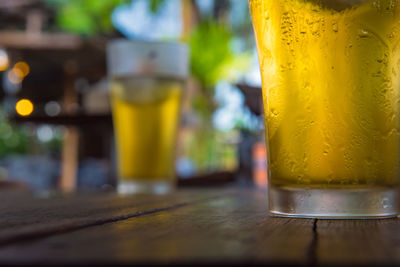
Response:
[117,180,174,195]
[269,186,399,219]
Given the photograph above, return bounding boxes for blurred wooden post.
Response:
[181,0,199,111]
[181,0,192,39]
[26,9,44,35]
[177,0,203,165]
[181,0,200,39]
[60,127,79,192]
[59,60,79,192]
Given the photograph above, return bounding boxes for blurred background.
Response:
[0,0,267,192]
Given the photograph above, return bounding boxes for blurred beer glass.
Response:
[107,40,188,194]
[249,0,400,217]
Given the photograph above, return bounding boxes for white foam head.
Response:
[107,39,189,80]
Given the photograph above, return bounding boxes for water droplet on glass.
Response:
[264,11,270,20]
[332,22,338,32]
[271,108,279,117]
[359,29,370,38]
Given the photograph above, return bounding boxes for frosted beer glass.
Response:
[107,40,188,194]
[249,0,400,217]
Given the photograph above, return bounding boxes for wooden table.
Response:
[0,188,399,266]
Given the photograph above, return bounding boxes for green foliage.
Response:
[233,111,263,136]
[59,0,128,35]
[0,109,63,158]
[189,20,252,88]
[189,20,251,123]
[44,0,167,35]
[0,112,29,157]
[149,0,166,12]
[189,21,233,88]
[183,129,238,173]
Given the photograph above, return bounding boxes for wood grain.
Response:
[0,189,314,266]
[0,188,399,266]
[316,219,400,266]
[0,190,223,246]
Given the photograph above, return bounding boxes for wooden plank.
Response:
[0,190,223,246]
[59,61,80,193]
[0,31,81,50]
[11,114,113,126]
[316,219,400,266]
[59,126,79,192]
[6,189,400,266]
[0,0,38,9]
[0,189,314,266]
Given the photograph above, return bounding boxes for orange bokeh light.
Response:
[15,99,34,116]
[0,50,9,72]
[14,61,30,77]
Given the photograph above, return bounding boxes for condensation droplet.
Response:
[359,29,370,38]
[264,11,270,20]
[271,108,279,117]
[332,22,338,32]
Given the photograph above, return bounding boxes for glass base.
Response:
[269,186,399,219]
[117,180,174,195]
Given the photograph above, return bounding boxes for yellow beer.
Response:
[250,0,400,188]
[110,76,183,182]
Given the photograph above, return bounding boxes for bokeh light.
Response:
[37,125,54,142]
[8,68,24,84]
[15,99,34,116]
[0,49,9,71]
[44,101,61,117]
[14,61,30,77]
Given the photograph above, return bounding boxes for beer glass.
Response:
[249,0,400,217]
[107,40,188,194]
